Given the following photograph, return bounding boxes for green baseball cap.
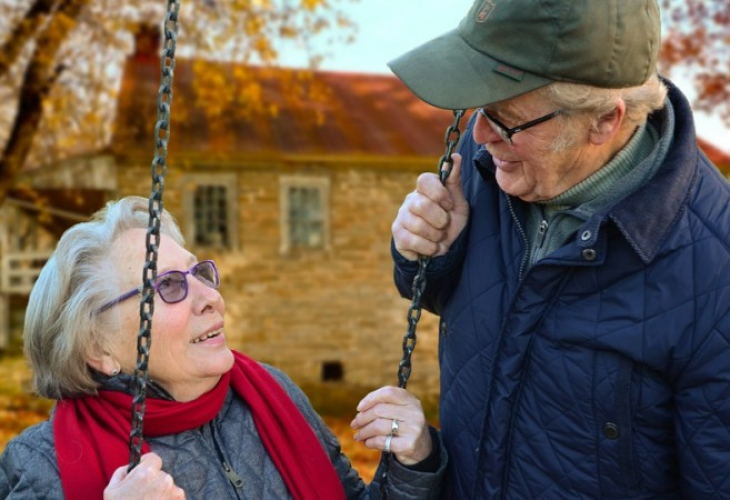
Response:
[388,0,661,110]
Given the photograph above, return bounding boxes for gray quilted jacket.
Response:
[0,364,446,499]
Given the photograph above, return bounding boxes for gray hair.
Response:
[538,73,668,151]
[24,196,185,399]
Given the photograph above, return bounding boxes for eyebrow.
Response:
[156,255,197,275]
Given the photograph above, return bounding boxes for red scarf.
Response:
[54,351,346,500]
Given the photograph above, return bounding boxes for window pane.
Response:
[194,185,229,247]
[289,186,324,248]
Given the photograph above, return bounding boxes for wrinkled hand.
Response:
[104,452,186,500]
[391,153,469,261]
[351,386,432,466]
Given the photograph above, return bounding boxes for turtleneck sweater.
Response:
[525,100,675,265]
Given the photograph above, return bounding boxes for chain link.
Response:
[380,109,464,498]
[396,109,464,389]
[128,0,180,471]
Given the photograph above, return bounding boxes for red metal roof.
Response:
[112,57,457,161]
[698,138,730,171]
[112,53,730,176]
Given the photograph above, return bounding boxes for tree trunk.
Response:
[0,0,87,206]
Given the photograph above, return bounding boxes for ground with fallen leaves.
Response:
[0,354,380,482]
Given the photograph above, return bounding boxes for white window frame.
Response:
[182,173,239,252]
[279,175,330,254]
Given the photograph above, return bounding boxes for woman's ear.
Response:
[87,351,121,376]
[589,100,627,145]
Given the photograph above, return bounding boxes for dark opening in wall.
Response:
[322,361,343,382]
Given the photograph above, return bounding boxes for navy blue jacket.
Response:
[393,82,730,498]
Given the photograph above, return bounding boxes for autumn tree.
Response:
[660,1,730,121]
[0,0,354,205]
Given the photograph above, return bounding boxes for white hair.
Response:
[24,196,185,398]
[538,73,668,151]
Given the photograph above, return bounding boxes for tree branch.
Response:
[0,0,58,82]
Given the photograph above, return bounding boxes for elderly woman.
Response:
[0,196,445,500]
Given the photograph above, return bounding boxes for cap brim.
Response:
[388,29,552,110]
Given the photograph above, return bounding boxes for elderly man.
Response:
[389,0,730,497]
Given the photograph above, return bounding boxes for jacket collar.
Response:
[93,369,176,400]
[474,79,699,264]
[605,80,698,263]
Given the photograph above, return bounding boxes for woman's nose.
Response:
[190,277,223,312]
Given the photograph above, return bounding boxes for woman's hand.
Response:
[351,386,433,466]
[104,452,186,500]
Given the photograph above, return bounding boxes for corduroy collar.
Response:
[605,80,698,263]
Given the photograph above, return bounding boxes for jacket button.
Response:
[582,248,597,261]
[603,422,620,439]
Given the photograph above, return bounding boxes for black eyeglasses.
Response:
[96,260,220,314]
[478,107,561,145]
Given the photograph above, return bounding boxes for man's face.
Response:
[473,91,598,202]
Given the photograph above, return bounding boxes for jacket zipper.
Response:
[533,212,549,264]
[506,194,530,281]
[210,421,246,493]
[221,460,245,489]
[470,193,531,498]
[497,268,575,496]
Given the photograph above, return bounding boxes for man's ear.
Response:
[589,100,627,145]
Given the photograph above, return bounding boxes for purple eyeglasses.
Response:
[96,260,220,314]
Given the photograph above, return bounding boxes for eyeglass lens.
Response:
[478,109,512,142]
[156,261,219,303]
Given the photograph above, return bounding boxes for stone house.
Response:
[0,30,457,404]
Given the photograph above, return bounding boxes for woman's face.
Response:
[103,227,233,401]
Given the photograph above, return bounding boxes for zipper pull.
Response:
[222,461,245,489]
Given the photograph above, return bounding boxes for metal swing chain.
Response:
[128,0,181,470]
[379,109,464,499]
[396,109,465,390]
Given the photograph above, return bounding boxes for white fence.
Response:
[1,250,51,295]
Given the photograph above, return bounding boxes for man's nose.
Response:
[473,111,504,145]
